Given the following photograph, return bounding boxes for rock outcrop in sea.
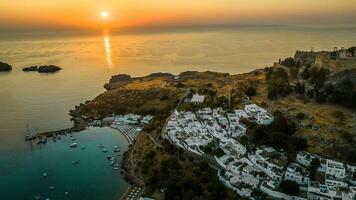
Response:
[0,62,12,71]
[23,65,62,73]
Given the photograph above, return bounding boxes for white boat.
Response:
[103,149,108,153]
[99,144,104,148]
[70,143,78,148]
[113,167,119,170]
[41,136,47,144]
[113,145,118,149]
[113,164,119,167]
[72,160,79,164]
[25,123,35,141]
[49,185,55,190]
[43,172,47,177]
[34,195,41,200]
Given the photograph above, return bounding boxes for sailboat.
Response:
[25,123,35,141]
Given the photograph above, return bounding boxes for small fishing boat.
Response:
[64,191,69,196]
[41,136,47,144]
[99,144,104,148]
[43,172,47,177]
[70,143,78,148]
[103,149,108,153]
[25,123,35,141]
[34,195,41,200]
[72,160,79,165]
[49,185,55,190]
[110,161,115,166]
[113,167,119,170]
[114,149,120,152]
[113,145,118,149]
[113,163,119,167]
[36,137,41,144]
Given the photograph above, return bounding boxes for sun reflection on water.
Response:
[103,29,112,68]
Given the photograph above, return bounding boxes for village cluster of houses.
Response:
[165,95,356,200]
[89,114,153,127]
[88,114,153,144]
[216,135,356,200]
[166,102,273,156]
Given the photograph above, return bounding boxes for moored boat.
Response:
[70,143,78,148]
[41,136,47,143]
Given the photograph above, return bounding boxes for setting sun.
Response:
[101,11,109,20]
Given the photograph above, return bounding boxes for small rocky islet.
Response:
[23,65,62,73]
[0,62,12,71]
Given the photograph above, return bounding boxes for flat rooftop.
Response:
[191,94,205,103]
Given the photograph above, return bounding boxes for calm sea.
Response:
[0,25,355,199]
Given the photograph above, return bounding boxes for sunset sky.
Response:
[1,0,356,29]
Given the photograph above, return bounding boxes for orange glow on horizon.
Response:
[0,0,355,29]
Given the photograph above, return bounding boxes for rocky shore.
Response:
[0,61,12,71]
[23,65,62,73]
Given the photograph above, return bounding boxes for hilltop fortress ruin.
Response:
[294,47,356,72]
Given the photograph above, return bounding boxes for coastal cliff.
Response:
[44,48,356,199]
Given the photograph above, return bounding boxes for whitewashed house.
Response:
[284,163,310,185]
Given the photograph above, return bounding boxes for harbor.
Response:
[1,127,130,200]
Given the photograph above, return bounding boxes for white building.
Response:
[191,94,205,104]
[248,147,288,181]
[244,104,273,125]
[326,159,346,179]
[296,151,326,172]
[307,181,340,200]
[284,163,310,185]
[220,138,246,156]
[260,180,307,200]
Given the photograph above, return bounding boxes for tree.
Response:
[281,57,296,67]
[308,158,320,181]
[176,82,185,88]
[280,180,299,196]
[245,87,257,97]
[296,112,305,120]
[347,47,356,57]
[295,82,305,95]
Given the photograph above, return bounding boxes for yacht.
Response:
[25,123,35,141]
[72,160,79,165]
[103,148,108,153]
[70,143,78,148]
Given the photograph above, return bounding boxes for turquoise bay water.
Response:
[0,127,129,200]
[0,25,356,199]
